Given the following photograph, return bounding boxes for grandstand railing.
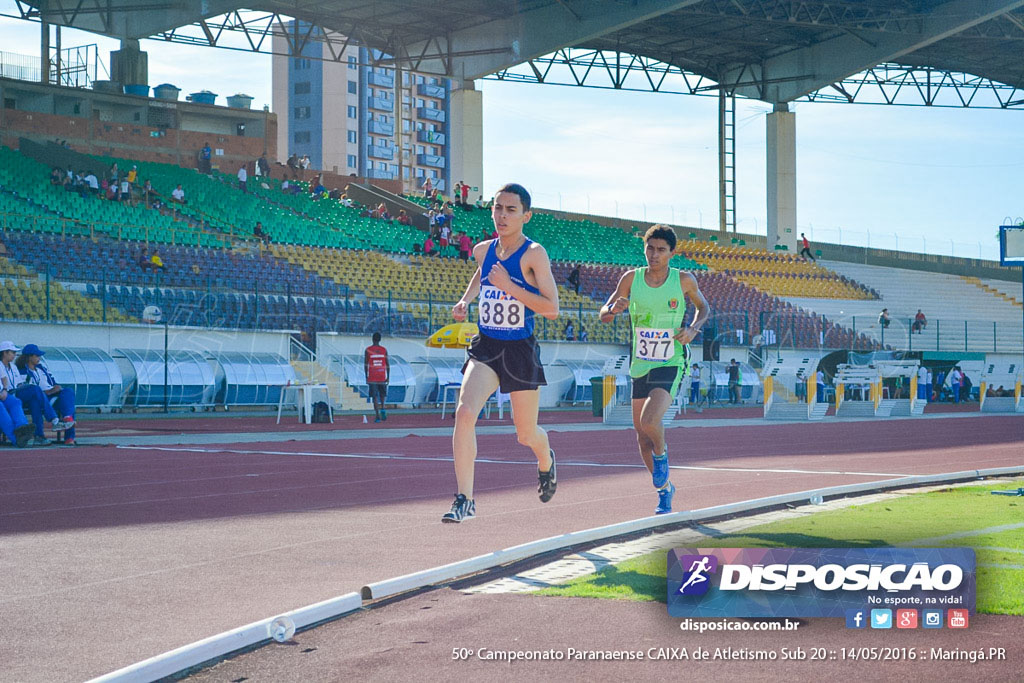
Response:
[1,271,1021,354]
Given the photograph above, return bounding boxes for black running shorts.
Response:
[367,382,387,403]
[463,333,546,393]
[631,365,682,400]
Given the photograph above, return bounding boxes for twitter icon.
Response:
[871,609,892,629]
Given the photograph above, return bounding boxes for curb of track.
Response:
[88,464,1024,682]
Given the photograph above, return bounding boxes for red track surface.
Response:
[1,413,1021,682]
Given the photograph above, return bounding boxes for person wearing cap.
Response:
[14,344,76,445]
[0,341,34,448]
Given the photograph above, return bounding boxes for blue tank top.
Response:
[478,238,537,340]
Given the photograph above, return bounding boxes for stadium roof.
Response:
[22,0,1024,104]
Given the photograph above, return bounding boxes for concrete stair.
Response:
[289,360,371,411]
[809,402,829,420]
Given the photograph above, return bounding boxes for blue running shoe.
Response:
[651,452,669,489]
[655,482,676,515]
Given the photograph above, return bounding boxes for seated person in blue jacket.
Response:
[0,341,35,447]
[14,343,77,445]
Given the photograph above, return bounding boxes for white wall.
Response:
[316,332,627,407]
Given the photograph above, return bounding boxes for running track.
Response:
[1,412,1022,682]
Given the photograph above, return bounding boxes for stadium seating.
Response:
[0,255,134,324]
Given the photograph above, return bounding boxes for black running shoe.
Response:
[14,424,34,448]
[441,493,476,523]
[538,450,557,503]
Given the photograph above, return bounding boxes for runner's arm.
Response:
[599,271,634,323]
[675,272,710,344]
[453,242,488,320]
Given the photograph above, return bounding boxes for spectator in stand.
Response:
[799,232,815,261]
[878,308,891,329]
[109,162,120,184]
[312,179,327,199]
[253,221,270,245]
[328,187,342,200]
[286,153,300,178]
[120,176,131,205]
[439,223,451,256]
[50,167,63,186]
[460,180,470,206]
[237,164,248,193]
[171,184,186,204]
[564,320,576,341]
[150,249,165,272]
[142,179,155,208]
[200,142,212,174]
[567,264,581,294]
[341,193,354,208]
[300,154,311,170]
[458,231,472,262]
[397,210,412,226]
[0,341,34,448]
[427,209,437,227]
[579,327,588,342]
[376,202,391,221]
[423,234,436,257]
[84,170,99,196]
[422,175,433,198]
[14,344,76,445]
[127,165,138,185]
[453,181,463,205]
[913,309,927,334]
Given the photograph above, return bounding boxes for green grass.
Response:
[537,479,1024,615]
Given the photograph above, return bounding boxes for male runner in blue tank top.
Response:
[442,183,560,523]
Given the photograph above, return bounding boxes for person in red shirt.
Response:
[458,231,472,262]
[799,233,815,261]
[364,332,390,422]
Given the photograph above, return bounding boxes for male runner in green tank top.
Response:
[599,225,710,514]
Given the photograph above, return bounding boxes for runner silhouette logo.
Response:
[677,555,718,595]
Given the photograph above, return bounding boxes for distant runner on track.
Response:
[599,225,710,514]
[442,183,560,523]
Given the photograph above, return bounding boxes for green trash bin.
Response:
[590,376,604,417]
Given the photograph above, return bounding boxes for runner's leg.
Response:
[633,389,673,473]
[509,389,553,472]
[452,359,499,498]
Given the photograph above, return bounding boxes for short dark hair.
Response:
[643,224,677,252]
[494,183,531,211]
[372,332,382,344]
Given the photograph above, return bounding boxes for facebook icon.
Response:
[845,609,867,629]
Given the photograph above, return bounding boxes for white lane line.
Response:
[115,445,910,477]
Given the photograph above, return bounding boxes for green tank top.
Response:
[628,267,688,378]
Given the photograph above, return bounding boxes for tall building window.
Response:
[416,98,425,108]
[294,131,311,144]
[348,55,358,70]
[348,81,358,94]
[379,163,389,173]
[416,145,425,155]
[347,106,357,119]
[294,81,311,95]
[347,154,357,168]
[367,160,374,170]
[294,106,311,120]
[347,130,357,143]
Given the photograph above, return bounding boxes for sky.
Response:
[1,16,1023,261]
